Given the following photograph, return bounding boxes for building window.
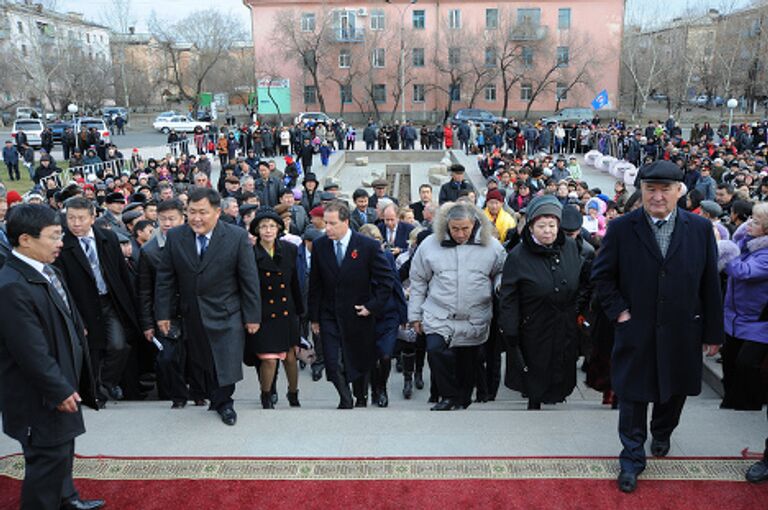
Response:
[21,44,27,57]
[17,21,23,33]
[558,8,571,30]
[301,13,316,32]
[448,9,461,29]
[448,47,461,66]
[339,49,350,68]
[372,48,385,68]
[557,46,569,67]
[412,47,425,67]
[520,83,532,101]
[340,84,353,104]
[556,82,568,100]
[484,47,497,67]
[450,83,461,101]
[371,9,385,31]
[486,8,499,30]
[413,10,425,29]
[517,8,541,26]
[373,84,386,103]
[485,84,497,102]
[522,46,534,67]
[304,50,317,71]
[413,84,425,103]
[86,33,91,43]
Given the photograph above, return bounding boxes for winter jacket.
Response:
[408,202,507,347]
[722,223,768,344]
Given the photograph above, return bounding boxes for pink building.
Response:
[243,0,624,122]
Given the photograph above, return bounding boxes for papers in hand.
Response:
[152,337,163,351]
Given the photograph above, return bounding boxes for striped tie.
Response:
[43,265,71,313]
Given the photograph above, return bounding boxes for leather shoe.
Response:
[746,460,768,483]
[650,438,671,457]
[354,397,367,408]
[60,497,105,510]
[218,407,237,426]
[108,385,124,401]
[193,399,207,406]
[311,366,323,382]
[171,401,186,409]
[617,470,639,493]
[377,389,389,408]
[414,372,424,390]
[402,379,413,399]
[430,399,463,411]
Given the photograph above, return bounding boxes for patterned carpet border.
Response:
[0,455,754,482]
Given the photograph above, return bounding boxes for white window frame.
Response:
[556,83,568,100]
[521,83,532,101]
[339,49,351,68]
[372,47,385,68]
[301,13,316,32]
[413,84,425,103]
[485,84,497,102]
[370,9,385,31]
[448,9,462,30]
[486,8,499,30]
[412,47,425,67]
[373,84,387,104]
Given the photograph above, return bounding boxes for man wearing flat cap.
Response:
[101,192,129,235]
[592,160,723,493]
[438,164,475,205]
[368,178,398,210]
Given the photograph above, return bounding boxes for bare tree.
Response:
[430,17,476,122]
[149,10,247,111]
[101,0,136,107]
[496,8,527,118]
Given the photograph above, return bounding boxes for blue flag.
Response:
[591,89,609,110]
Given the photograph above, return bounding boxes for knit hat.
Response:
[309,206,325,218]
[560,204,583,232]
[485,189,504,204]
[526,195,562,224]
[6,190,23,206]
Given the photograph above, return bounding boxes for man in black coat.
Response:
[55,197,140,404]
[137,198,199,408]
[309,201,394,408]
[0,204,103,510]
[155,188,261,426]
[591,161,723,494]
[438,164,475,205]
[349,188,377,231]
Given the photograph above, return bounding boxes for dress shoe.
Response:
[311,366,323,382]
[171,401,186,409]
[395,357,403,373]
[402,379,413,399]
[527,400,541,410]
[377,389,389,408]
[287,391,300,407]
[218,407,237,426]
[617,470,639,493]
[331,375,353,409]
[260,391,275,409]
[108,385,124,401]
[60,497,105,510]
[746,460,768,483]
[414,372,424,390]
[430,399,463,411]
[355,397,367,408]
[650,438,671,457]
[194,399,207,406]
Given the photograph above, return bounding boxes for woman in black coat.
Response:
[499,195,584,409]
[246,208,304,409]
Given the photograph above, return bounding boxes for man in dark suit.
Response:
[309,201,394,408]
[155,188,261,426]
[349,188,377,231]
[409,184,433,223]
[378,202,414,257]
[591,160,723,494]
[138,198,200,408]
[0,204,103,510]
[438,164,475,205]
[55,197,140,404]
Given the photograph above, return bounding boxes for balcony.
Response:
[509,23,549,41]
[333,27,365,43]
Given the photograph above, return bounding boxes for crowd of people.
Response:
[0,110,767,508]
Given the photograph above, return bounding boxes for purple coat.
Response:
[723,231,768,344]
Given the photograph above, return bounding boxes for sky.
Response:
[54,0,754,32]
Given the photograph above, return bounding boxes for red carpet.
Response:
[0,455,766,510]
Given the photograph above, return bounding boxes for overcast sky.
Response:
[55,0,753,32]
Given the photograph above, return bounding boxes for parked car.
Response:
[155,111,179,121]
[11,118,45,148]
[74,117,112,144]
[294,112,334,126]
[48,120,74,144]
[102,106,129,124]
[453,108,507,128]
[650,92,668,102]
[152,115,210,134]
[541,108,595,125]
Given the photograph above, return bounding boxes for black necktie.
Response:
[197,235,209,260]
[654,220,667,229]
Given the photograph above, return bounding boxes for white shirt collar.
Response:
[336,228,352,253]
[78,228,95,241]
[11,249,48,281]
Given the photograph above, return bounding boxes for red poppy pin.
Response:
[351,249,359,260]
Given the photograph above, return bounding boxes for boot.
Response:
[403,374,413,399]
[260,391,274,409]
[527,399,541,410]
[352,375,369,407]
[270,368,278,405]
[287,390,300,407]
[414,371,424,390]
[331,373,353,409]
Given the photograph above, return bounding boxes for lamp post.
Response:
[67,103,78,123]
[726,98,738,139]
[387,0,418,124]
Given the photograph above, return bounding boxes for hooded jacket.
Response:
[408,202,507,347]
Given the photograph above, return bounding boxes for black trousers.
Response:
[721,335,768,410]
[5,161,19,180]
[156,336,189,403]
[21,439,77,510]
[93,296,131,394]
[425,333,479,404]
[618,395,687,473]
[190,364,235,412]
